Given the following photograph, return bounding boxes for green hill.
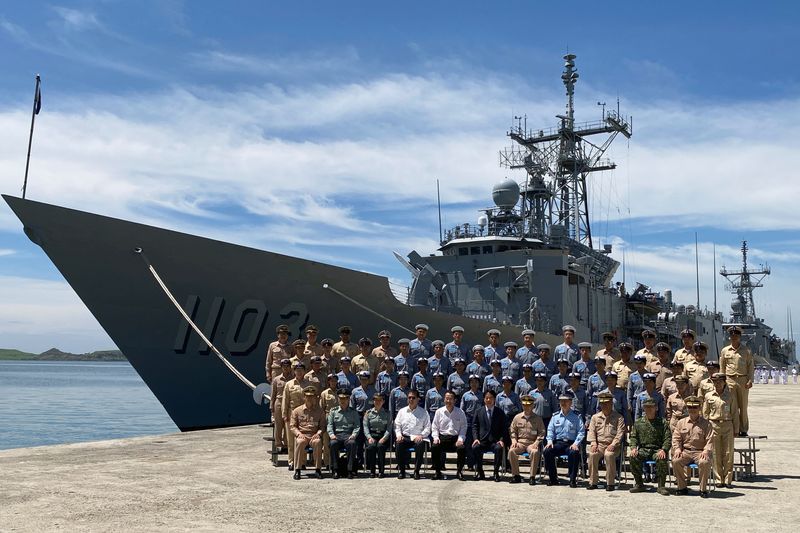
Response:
[0,348,127,361]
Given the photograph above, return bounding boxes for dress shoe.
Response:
[493,473,501,482]
[675,488,688,495]
[510,475,522,484]
[606,485,615,492]
[413,471,421,480]
[432,472,444,480]
[457,471,465,481]
[569,480,578,488]
[546,479,559,486]
[288,464,294,472]
[293,470,301,480]
[398,471,406,480]
[378,472,385,479]
[629,484,646,493]
[657,487,669,496]
[315,469,323,479]
[347,472,354,479]
[738,431,748,437]
[700,491,709,498]
[529,477,536,486]
[333,472,340,479]
[587,484,598,490]
[474,472,485,481]
[370,472,377,479]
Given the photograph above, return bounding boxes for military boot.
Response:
[656,478,669,495]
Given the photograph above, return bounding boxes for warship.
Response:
[2,54,790,431]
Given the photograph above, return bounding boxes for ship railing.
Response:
[388,281,410,305]
[507,114,631,141]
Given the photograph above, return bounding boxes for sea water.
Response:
[0,360,177,450]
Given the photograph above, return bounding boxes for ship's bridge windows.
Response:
[498,245,509,252]
[470,246,480,255]
[482,245,493,254]
[458,247,468,256]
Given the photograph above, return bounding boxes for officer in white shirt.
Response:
[430,390,468,480]
[394,389,431,479]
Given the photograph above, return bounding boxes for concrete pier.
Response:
[2,385,800,532]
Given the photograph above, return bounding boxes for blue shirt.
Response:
[444,341,471,366]
[549,373,570,397]
[586,372,606,401]
[483,374,503,395]
[425,387,446,418]
[554,342,580,365]
[336,371,358,392]
[350,384,376,414]
[532,358,557,379]
[393,354,411,374]
[375,371,397,400]
[627,371,645,410]
[567,386,589,424]
[515,376,536,396]
[484,345,502,362]
[411,371,432,398]
[501,356,522,382]
[547,409,585,444]
[409,338,432,361]
[633,390,665,420]
[447,371,469,399]
[516,345,539,366]
[460,390,484,422]
[531,388,557,419]
[572,359,596,387]
[389,386,409,419]
[466,360,490,382]
[496,390,522,420]
[427,355,451,377]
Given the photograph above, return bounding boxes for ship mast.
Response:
[500,54,632,247]
[720,240,771,323]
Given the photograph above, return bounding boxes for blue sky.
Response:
[1,1,799,352]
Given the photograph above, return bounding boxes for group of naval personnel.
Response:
[265,322,755,498]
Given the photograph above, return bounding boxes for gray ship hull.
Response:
[3,195,562,430]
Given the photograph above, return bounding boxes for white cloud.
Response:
[0,248,14,256]
[51,6,102,32]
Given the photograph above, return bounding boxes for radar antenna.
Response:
[720,241,771,323]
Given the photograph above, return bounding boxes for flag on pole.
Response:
[33,75,42,115]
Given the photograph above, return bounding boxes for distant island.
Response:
[0,348,127,361]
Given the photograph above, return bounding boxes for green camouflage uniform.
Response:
[629,415,671,485]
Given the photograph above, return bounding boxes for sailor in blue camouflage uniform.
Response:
[627,354,648,414]
[533,343,557,379]
[632,372,665,420]
[428,340,451,377]
[594,371,630,426]
[425,372,447,421]
[484,329,503,361]
[516,329,539,366]
[375,357,397,402]
[515,363,536,396]
[447,358,469,402]
[445,325,471,367]
[496,375,522,425]
[567,372,589,425]
[572,342,596,387]
[350,371,375,468]
[586,356,608,402]
[467,345,491,382]
[554,325,580,365]
[336,356,359,392]
[483,359,503,394]
[549,359,571,396]
[408,324,432,373]
[411,358,432,399]
[394,338,412,373]
[363,393,391,477]
[389,371,410,421]
[501,341,523,382]
[531,372,557,428]
[460,374,484,469]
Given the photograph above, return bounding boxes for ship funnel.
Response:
[492,179,520,210]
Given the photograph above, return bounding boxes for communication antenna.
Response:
[436,179,443,245]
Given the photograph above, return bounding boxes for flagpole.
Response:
[22,74,41,200]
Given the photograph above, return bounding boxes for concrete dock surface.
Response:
[2,385,800,532]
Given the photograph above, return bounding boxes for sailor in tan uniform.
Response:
[304,325,324,357]
[290,387,325,479]
[266,324,291,382]
[507,394,546,485]
[612,343,636,391]
[636,329,658,364]
[282,362,314,470]
[665,375,692,431]
[719,325,754,436]
[352,337,380,384]
[661,361,693,398]
[704,373,738,487]
[672,396,714,498]
[587,391,626,490]
[595,332,620,367]
[647,342,672,390]
[289,338,311,372]
[304,356,325,392]
[372,330,398,361]
[332,326,359,366]
[685,342,709,389]
[320,338,336,373]
[672,329,695,365]
[319,373,339,468]
[270,358,293,452]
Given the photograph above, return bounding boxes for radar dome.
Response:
[492,179,520,210]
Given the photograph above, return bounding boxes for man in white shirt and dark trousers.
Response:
[394,389,431,479]
[430,390,468,480]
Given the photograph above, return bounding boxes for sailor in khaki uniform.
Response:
[289,338,311,372]
[282,362,314,470]
[647,342,671,390]
[305,356,326,392]
[587,391,626,490]
[270,358,293,452]
[507,394,546,485]
[372,330,398,361]
[595,331,620,367]
[290,386,325,479]
[685,342,709,389]
[672,328,695,365]
[304,325,324,357]
[697,360,720,400]
[661,361,693,398]
[719,325,754,436]
[319,373,339,468]
[352,337,380,384]
[320,338,336,373]
[704,373,738,487]
[266,324,291,382]
[636,329,658,364]
[331,326,359,366]
[665,375,692,431]
[672,396,714,498]
[612,343,636,391]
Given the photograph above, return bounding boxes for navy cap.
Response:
[468,374,481,382]
[537,343,552,351]
[433,372,445,379]
[578,342,592,349]
[605,371,618,378]
[280,358,292,366]
[643,372,656,381]
[358,371,370,378]
[634,354,647,362]
[501,375,514,382]
[534,372,547,379]
[336,388,351,397]
[451,325,465,333]
[487,328,501,336]
[594,355,607,363]
[522,363,533,370]
[504,341,518,348]
[398,370,410,377]
[398,338,411,345]
[432,340,445,347]
[562,325,576,333]
[490,359,501,366]
[521,329,535,336]
[340,356,351,363]
[568,372,581,379]
[293,361,306,369]
[415,324,429,331]
[378,330,391,338]
[472,344,485,352]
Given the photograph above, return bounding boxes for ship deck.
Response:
[2,386,799,532]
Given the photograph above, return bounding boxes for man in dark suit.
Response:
[471,389,507,481]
